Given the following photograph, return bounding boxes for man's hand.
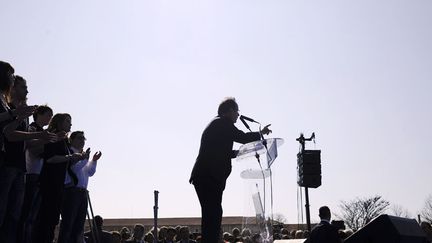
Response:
[56,131,68,141]
[14,105,37,120]
[84,148,91,160]
[39,130,58,142]
[261,124,272,135]
[92,151,102,162]
[69,152,86,164]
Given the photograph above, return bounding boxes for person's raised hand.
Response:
[84,148,91,160]
[92,151,102,162]
[14,105,37,120]
[261,124,272,135]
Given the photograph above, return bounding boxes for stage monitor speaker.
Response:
[344,214,428,243]
[297,150,321,188]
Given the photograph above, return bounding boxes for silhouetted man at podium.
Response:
[308,206,341,243]
[189,97,271,243]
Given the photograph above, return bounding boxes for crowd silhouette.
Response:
[58,214,369,243]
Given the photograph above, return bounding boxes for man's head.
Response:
[120,227,131,240]
[294,230,304,239]
[252,233,262,243]
[93,215,103,229]
[48,113,72,133]
[166,227,177,241]
[133,224,145,240]
[217,97,239,123]
[33,105,53,127]
[69,131,86,150]
[319,206,331,221]
[232,227,240,238]
[144,232,154,243]
[178,226,190,241]
[223,232,231,242]
[241,228,251,237]
[0,61,14,94]
[159,226,168,240]
[175,225,181,235]
[112,231,122,243]
[9,75,28,103]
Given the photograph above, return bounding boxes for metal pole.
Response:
[153,190,159,243]
[86,210,97,243]
[269,168,274,242]
[296,133,314,232]
[255,153,266,216]
[305,187,311,231]
[87,191,100,243]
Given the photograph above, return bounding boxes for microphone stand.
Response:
[240,116,273,241]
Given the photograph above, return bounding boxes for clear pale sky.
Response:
[1,0,431,224]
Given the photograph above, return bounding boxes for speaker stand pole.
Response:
[296,133,315,232]
[305,187,311,231]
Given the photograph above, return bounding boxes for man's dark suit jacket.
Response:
[308,220,341,243]
[189,116,261,188]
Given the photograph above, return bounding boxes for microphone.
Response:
[240,115,259,123]
[240,116,251,131]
